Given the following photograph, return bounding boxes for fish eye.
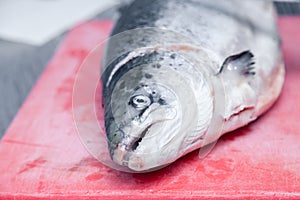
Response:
[130,95,151,110]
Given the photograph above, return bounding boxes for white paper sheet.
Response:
[0,0,119,46]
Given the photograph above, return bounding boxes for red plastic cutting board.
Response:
[0,17,300,199]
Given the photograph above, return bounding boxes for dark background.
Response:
[0,2,299,139]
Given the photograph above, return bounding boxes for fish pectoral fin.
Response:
[218,50,255,77]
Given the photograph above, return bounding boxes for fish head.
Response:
[103,49,215,172]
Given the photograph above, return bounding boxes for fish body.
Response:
[101,0,284,172]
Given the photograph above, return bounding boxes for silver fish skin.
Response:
[101,0,284,172]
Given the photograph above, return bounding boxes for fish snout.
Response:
[106,99,181,172]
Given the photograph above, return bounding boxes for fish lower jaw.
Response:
[111,125,152,169]
[111,145,146,171]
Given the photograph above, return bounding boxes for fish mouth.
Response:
[111,123,155,168]
[130,124,152,151]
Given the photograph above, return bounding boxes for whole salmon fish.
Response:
[101,0,285,172]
